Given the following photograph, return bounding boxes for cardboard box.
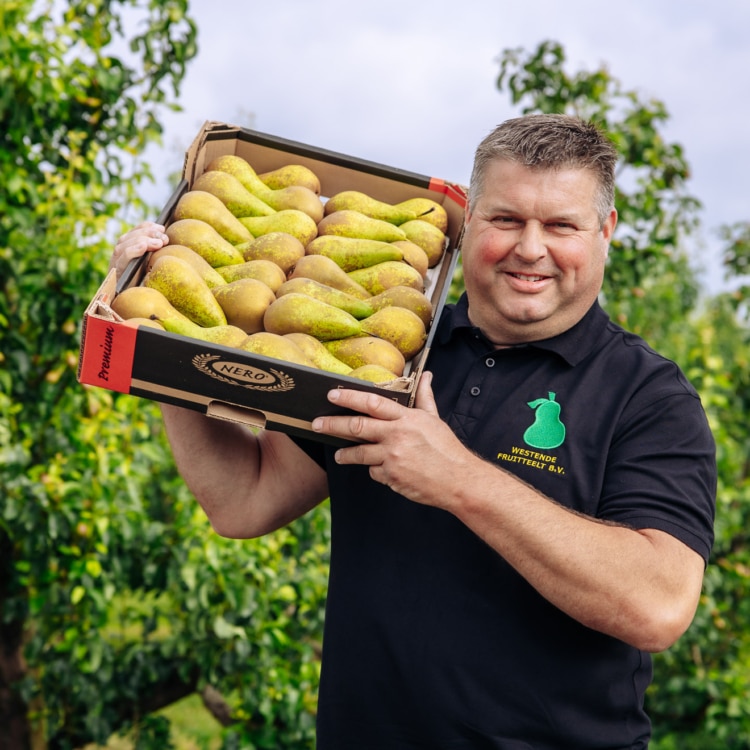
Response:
[78,122,466,445]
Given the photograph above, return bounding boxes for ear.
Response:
[601,208,617,242]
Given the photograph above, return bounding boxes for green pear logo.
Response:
[523,391,566,450]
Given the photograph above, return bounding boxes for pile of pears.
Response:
[111,153,451,385]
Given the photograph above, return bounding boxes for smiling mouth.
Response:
[508,272,548,282]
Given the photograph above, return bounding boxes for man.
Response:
[112,114,716,748]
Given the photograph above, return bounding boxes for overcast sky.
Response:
[143,0,750,295]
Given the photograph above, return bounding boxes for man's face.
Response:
[460,159,617,346]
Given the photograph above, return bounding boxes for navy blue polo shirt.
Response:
[299,294,716,750]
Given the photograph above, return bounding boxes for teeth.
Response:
[510,273,545,282]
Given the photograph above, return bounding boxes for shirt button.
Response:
[486,357,495,368]
[470,386,481,396]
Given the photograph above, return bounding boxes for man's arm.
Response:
[311,372,706,652]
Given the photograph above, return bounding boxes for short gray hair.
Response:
[468,114,618,227]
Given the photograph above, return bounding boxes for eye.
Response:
[492,215,522,227]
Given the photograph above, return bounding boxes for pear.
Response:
[276,277,375,319]
[173,190,253,245]
[347,260,425,296]
[212,278,276,334]
[258,164,321,195]
[347,364,402,384]
[192,170,276,217]
[153,315,249,348]
[242,232,305,274]
[324,190,419,225]
[391,240,429,278]
[288,254,371,300]
[111,286,192,324]
[240,331,317,369]
[147,245,227,289]
[263,293,362,341]
[305,235,403,272]
[369,285,434,327]
[121,316,165,331]
[360,306,427,360]
[324,336,406,377]
[166,219,245,267]
[206,154,324,221]
[240,210,318,246]
[317,210,407,242]
[216,259,287,291]
[394,197,449,233]
[399,219,447,267]
[143,255,228,327]
[283,333,353,376]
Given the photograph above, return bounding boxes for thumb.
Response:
[414,370,439,415]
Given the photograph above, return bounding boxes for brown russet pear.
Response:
[147,245,227,289]
[111,286,192,324]
[317,210,407,243]
[324,190,419,225]
[399,219,447,267]
[288,254,371,300]
[276,277,375,319]
[240,332,317,369]
[216,259,287,291]
[394,197,449,233]
[306,235,403,272]
[391,240,429,278]
[369,285,433,327]
[206,154,324,221]
[153,315,249,348]
[242,232,305,274]
[258,164,321,195]
[283,333,353,376]
[347,260,425,296]
[212,278,276,334]
[173,190,253,245]
[324,336,406,377]
[347,364,402,384]
[166,219,245,267]
[240,210,318,246]
[143,255,228,327]
[360,306,427,360]
[192,170,276,217]
[264,293,363,341]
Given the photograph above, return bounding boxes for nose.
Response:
[514,222,547,262]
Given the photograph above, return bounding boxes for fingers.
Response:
[110,222,169,277]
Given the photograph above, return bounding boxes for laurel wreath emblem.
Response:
[192,354,295,392]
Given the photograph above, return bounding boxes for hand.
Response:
[110,221,169,278]
[311,371,470,508]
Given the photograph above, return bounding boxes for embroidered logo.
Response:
[523,391,566,450]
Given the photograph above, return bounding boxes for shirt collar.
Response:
[437,292,610,366]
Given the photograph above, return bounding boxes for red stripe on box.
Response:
[79,317,137,394]
[428,178,467,208]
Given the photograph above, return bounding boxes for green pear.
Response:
[216,259,287,291]
[111,286,191,324]
[239,210,318,246]
[276,277,375,319]
[283,333,353,376]
[288,254,372,300]
[391,240,429,278]
[324,336,406,377]
[258,164,321,195]
[306,235,404,272]
[147,245,227,289]
[399,219,447,267]
[317,210,407,242]
[165,219,245,267]
[206,154,324,221]
[263,293,362,341]
[143,255,227,327]
[212,278,276,334]
[347,260,425,296]
[240,331,317,369]
[192,170,276,217]
[369,285,433,327]
[153,315,249,348]
[394,197,449,233]
[347,364,402,384]
[324,190,419,225]
[121,316,165,331]
[360,306,427,360]
[242,232,306,273]
[173,189,253,245]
